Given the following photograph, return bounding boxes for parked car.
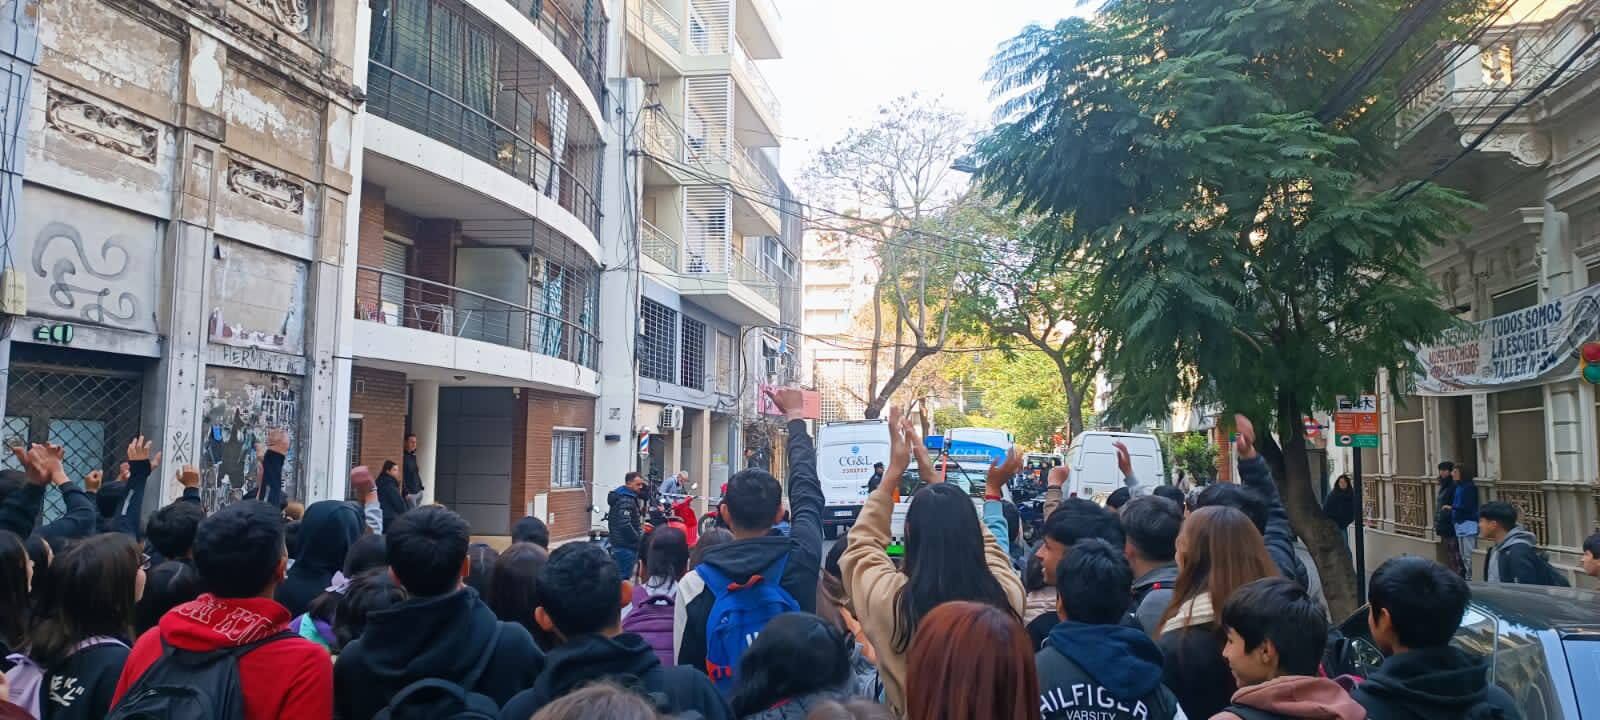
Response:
[1324,583,1600,720]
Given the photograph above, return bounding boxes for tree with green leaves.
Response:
[944,197,1107,438]
[975,0,1489,617]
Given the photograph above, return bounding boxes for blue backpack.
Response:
[696,553,799,695]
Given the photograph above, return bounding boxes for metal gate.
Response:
[1,345,145,522]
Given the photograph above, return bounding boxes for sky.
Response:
[765,0,1076,179]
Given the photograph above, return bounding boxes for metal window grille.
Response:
[347,418,363,472]
[680,316,706,390]
[551,430,584,488]
[2,348,145,522]
[640,299,677,382]
[715,331,735,394]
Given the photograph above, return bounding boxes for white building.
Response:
[802,230,877,422]
[1364,0,1600,586]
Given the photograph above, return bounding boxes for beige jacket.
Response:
[839,485,1026,716]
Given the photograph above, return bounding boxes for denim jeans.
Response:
[612,547,638,581]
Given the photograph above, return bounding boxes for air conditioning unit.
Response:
[531,257,549,285]
[660,405,684,432]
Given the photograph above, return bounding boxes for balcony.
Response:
[503,0,608,107]
[729,139,781,233]
[736,0,781,60]
[353,265,599,370]
[732,38,781,143]
[644,221,779,325]
[627,0,683,68]
[733,39,780,125]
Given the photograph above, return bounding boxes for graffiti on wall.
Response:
[207,238,307,353]
[19,185,161,333]
[201,367,301,513]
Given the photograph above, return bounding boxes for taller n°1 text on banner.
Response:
[1413,282,1600,396]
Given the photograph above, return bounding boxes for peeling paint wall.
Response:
[6,0,363,508]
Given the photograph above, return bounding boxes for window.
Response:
[551,430,585,489]
[681,316,706,390]
[715,331,735,394]
[1393,395,1426,477]
[347,418,363,477]
[1491,284,1537,317]
[640,299,677,382]
[1497,387,1545,483]
[380,239,409,326]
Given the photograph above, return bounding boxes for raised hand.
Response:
[884,406,910,481]
[764,386,806,422]
[84,469,104,493]
[1113,441,1133,477]
[127,435,154,463]
[987,445,1023,498]
[1234,414,1258,461]
[178,465,201,490]
[1048,464,1070,489]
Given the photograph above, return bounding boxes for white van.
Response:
[816,420,891,539]
[1064,431,1166,505]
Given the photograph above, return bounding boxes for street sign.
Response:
[1335,394,1380,448]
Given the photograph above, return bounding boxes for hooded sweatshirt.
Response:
[334,587,542,720]
[1350,645,1517,720]
[1216,676,1366,720]
[1484,526,1559,585]
[110,594,332,720]
[497,633,731,720]
[1036,621,1181,720]
[274,500,361,617]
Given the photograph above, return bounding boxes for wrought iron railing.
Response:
[353,265,598,369]
[1493,481,1548,545]
[1392,477,1429,538]
[733,38,781,121]
[641,219,680,269]
[1362,476,1382,529]
[366,61,601,235]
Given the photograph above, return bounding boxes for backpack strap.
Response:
[458,624,504,693]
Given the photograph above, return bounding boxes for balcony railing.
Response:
[729,139,776,198]
[353,265,598,369]
[734,38,781,121]
[641,219,680,269]
[732,251,779,305]
[505,0,608,104]
[632,0,681,51]
[643,108,680,162]
[367,61,601,235]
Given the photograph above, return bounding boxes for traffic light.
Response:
[1582,342,1600,384]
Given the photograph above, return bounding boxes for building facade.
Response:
[611,0,795,509]
[0,0,364,514]
[1364,0,1600,586]
[802,229,876,423]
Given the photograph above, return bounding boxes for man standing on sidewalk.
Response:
[402,433,425,508]
[607,471,647,577]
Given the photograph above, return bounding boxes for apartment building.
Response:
[339,0,616,541]
[802,229,877,423]
[614,0,801,504]
[0,0,364,514]
[1363,0,1600,586]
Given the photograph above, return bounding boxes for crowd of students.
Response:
[0,389,1569,720]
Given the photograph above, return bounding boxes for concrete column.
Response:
[692,408,711,516]
[413,380,440,505]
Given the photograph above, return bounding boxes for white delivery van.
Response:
[816,420,891,539]
[1064,431,1166,505]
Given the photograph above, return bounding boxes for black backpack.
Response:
[374,625,503,720]
[106,631,295,720]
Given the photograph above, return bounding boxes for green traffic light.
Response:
[1585,364,1600,384]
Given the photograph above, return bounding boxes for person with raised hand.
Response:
[840,406,1024,716]
[4,443,97,541]
[674,386,822,696]
[246,428,290,507]
[1193,415,1309,590]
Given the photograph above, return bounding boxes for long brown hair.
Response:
[1158,505,1277,631]
[28,533,141,667]
[906,601,1040,720]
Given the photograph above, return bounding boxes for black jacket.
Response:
[3,480,101,543]
[40,640,130,720]
[608,486,645,551]
[1351,646,1519,720]
[1323,486,1355,529]
[1238,457,1310,589]
[1435,479,1457,537]
[402,451,423,496]
[675,420,822,675]
[498,633,731,720]
[275,500,363,617]
[1158,621,1234,720]
[1130,563,1179,635]
[375,474,408,531]
[1037,621,1180,720]
[334,587,543,719]
[247,449,286,507]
